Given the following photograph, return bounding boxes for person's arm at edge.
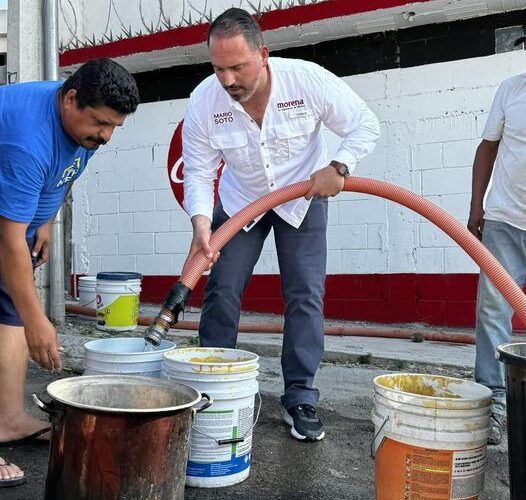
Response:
[0,216,61,371]
[468,80,506,240]
[467,139,499,241]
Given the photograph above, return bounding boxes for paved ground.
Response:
[0,311,514,499]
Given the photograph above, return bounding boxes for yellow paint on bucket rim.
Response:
[164,347,259,374]
[374,373,493,409]
[376,373,462,398]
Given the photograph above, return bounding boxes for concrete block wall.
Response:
[72,50,524,279]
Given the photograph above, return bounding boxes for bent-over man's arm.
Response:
[307,66,380,199]
[182,102,224,265]
[0,217,61,370]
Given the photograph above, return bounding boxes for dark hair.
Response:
[61,58,140,114]
[207,8,263,50]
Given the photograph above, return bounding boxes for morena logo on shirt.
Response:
[213,111,234,124]
[57,157,81,187]
[276,98,305,111]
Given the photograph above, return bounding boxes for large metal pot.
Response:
[33,375,211,500]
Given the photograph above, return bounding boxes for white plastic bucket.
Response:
[84,338,175,377]
[162,347,259,488]
[96,272,142,331]
[78,276,97,307]
[372,373,492,500]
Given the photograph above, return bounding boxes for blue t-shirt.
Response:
[0,81,93,237]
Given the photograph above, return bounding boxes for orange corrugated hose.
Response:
[179,177,526,325]
[66,177,526,345]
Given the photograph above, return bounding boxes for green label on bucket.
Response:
[187,406,254,478]
[96,295,139,328]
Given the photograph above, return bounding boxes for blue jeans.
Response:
[199,198,328,409]
[475,219,526,416]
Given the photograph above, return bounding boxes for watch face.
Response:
[331,161,348,176]
[338,164,349,176]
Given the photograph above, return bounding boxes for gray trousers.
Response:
[199,198,328,409]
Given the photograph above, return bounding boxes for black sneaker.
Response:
[283,404,325,441]
[488,413,505,445]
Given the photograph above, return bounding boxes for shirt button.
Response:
[270,183,274,187]
[261,142,265,146]
[266,164,270,168]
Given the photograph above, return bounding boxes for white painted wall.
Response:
[72,50,526,277]
[6,1,44,83]
[0,9,6,54]
[0,8,5,85]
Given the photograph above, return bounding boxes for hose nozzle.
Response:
[144,281,191,346]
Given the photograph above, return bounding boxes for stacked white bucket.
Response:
[162,347,259,487]
[78,276,97,308]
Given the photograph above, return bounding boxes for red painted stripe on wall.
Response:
[259,0,431,31]
[59,0,433,66]
[60,24,210,67]
[126,273,525,330]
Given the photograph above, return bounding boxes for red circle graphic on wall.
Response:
[167,120,224,209]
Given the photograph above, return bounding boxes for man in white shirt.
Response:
[468,73,526,446]
[183,7,380,441]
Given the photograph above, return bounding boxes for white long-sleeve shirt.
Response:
[183,57,380,229]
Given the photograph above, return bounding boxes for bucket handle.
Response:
[193,392,213,413]
[78,297,96,307]
[32,393,62,416]
[191,391,263,446]
[370,414,390,459]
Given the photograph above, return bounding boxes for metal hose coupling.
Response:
[144,281,192,346]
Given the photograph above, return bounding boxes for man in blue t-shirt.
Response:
[0,58,139,488]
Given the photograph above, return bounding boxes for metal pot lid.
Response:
[46,375,202,414]
[497,342,526,368]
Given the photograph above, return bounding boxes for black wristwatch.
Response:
[330,160,351,177]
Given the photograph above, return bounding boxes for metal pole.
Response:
[43,0,65,324]
[43,0,59,80]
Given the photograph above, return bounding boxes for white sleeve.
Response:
[319,69,380,173]
[182,101,222,221]
[482,82,506,141]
